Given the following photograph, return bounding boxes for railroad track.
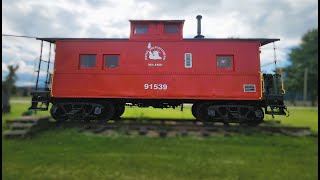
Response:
[4,117,312,138]
[54,118,312,137]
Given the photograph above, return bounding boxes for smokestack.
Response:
[194,15,204,39]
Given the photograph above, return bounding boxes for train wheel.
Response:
[195,103,206,120]
[50,104,68,122]
[100,102,115,121]
[191,103,199,119]
[198,103,219,125]
[112,103,125,120]
[242,107,264,126]
[196,103,212,124]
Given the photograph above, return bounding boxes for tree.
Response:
[283,28,318,106]
[2,65,19,113]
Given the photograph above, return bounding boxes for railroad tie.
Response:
[138,127,148,135]
[179,129,188,136]
[158,129,167,137]
[201,130,210,137]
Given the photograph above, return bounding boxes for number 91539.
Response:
[144,84,168,90]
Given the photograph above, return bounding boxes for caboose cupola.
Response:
[129,20,184,41]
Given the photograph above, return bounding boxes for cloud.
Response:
[3,1,85,37]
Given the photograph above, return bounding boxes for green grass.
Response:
[10,96,33,101]
[2,102,318,180]
[2,130,318,180]
[284,100,318,107]
[264,108,318,133]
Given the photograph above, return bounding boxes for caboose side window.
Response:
[80,55,96,68]
[184,53,192,68]
[165,24,179,34]
[134,25,148,34]
[217,55,233,69]
[104,55,119,68]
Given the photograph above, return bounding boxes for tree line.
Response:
[283,28,318,106]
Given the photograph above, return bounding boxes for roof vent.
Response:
[194,15,205,39]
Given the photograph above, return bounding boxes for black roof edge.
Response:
[36,38,279,46]
[183,38,280,46]
[36,38,130,43]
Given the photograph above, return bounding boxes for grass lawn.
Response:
[2,102,318,180]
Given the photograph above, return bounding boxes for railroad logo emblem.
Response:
[145,42,166,60]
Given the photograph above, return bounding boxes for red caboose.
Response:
[30,15,287,125]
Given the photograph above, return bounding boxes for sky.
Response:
[2,0,318,87]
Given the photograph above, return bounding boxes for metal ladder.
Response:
[29,40,54,111]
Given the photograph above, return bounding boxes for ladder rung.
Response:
[38,80,50,83]
[40,59,54,64]
[34,69,47,72]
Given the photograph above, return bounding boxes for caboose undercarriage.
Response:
[46,97,286,126]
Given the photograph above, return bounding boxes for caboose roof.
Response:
[36,37,279,46]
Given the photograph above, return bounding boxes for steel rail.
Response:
[52,118,312,137]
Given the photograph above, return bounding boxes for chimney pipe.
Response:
[194,15,204,39]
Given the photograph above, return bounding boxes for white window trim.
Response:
[184,53,192,68]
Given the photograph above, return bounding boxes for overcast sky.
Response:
[2,0,318,86]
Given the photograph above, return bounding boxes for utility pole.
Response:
[303,67,308,106]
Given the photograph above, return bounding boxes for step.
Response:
[265,111,286,115]
[31,101,49,103]
[3,130,30,138]
[29,107,48,111]
[6,116,50,125]
[269,106,286,108]
[8,122,36,130]
[31,90,51,93]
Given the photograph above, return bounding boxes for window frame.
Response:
[79,54,97,69]
[134,24,149,34]
[216,55,234,70]
[164,24,179,34]
[184,53,192,68]
[103,54,120,69]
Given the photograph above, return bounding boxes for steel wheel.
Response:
[100,102,115,121]
[50,104,68,122]
[112,103,125,119]
[191,103,199,119]
[242,107,264,126]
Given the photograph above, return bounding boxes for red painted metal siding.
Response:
[52,40,262,100]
